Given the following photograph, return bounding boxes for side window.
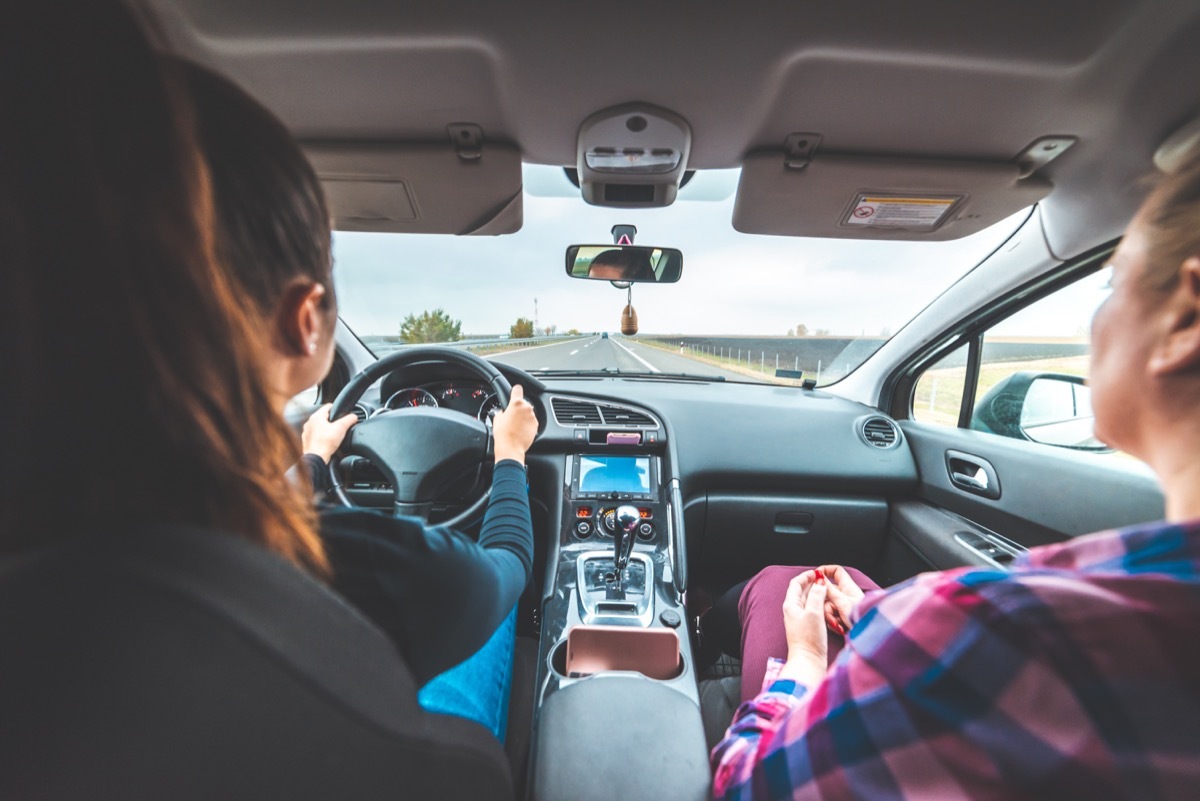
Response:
[914,267,1117,454]
[284,383,321,417]
[913,342,969,427]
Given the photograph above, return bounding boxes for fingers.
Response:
[805,571,827,614]
[784,569,827,614]
[823,600,843,635]
[784,572,808,611]
[312,404,356,433]
[492,384,537,462]
[819,564,860,596]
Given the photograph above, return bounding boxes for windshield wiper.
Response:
[531,368,725,382]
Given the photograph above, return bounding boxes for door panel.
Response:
[901,421,1163,552]
[880,501,995,581]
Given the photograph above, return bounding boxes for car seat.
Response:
[0,525,513,801]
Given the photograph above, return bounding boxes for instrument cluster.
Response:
[383,381,501,422]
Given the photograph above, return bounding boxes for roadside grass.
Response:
[634,339,805,385]
[634,339,1093,422]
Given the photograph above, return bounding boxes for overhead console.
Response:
[575,103,692,209]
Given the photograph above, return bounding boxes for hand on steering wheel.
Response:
[326,346,533,529]
[491,384,538,465]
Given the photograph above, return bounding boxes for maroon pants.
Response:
[736,565,880,703]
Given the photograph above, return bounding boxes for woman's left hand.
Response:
[778,569,829,689]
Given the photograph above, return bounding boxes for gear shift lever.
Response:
[613,504,640,576]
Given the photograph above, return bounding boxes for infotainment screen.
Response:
[578,455,651,494]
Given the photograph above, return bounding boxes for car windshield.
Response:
[333,165,1029,385]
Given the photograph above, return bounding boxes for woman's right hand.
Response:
[302,403,359,464]
[778,569,830,689]
[491,384,538,464]
[817,564,865,635]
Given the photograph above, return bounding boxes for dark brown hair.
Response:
[590,249,655,282]
[0,2,327,574]
[1144,144,1200,292]
[180,59,334,325]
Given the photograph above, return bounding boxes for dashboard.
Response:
[345,360,916,497]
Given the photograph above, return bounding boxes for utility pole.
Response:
[534,297,539,334]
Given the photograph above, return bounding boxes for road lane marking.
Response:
[570,350,579,355]
[611,338,660,373]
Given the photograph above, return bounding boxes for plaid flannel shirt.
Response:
[711,519,1200,800]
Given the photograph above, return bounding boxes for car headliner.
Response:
[153,0,1200,260]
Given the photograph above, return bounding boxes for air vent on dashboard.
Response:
[552,398,604,426]
[601,407,655,426]
[861,417,899,448]
[353,404,369,423]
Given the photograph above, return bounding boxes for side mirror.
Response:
[564,245,683,284]
[970,372,1111,452]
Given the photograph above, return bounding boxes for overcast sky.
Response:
[333,166,1065,339]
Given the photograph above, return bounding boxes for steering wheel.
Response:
[327,346,511,529]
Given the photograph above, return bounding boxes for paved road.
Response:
[488,335,753,381]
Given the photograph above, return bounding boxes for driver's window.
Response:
[914,267,1132,458]
[284,383,321,416]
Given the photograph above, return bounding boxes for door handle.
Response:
[945,450,1001,500]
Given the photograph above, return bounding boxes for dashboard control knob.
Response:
[659,610,682,628]
[600,508,616,535]
[636,522,654,540]
[575,521,592,538]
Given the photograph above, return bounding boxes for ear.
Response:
[276,281,328,357]
[1148,256,1200,376]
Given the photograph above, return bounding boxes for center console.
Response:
[529,410,710,801]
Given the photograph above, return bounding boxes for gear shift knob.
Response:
[613,505,640,571]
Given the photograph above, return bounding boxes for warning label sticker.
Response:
[844,194,959,230]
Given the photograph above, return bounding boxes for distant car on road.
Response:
[601,332,608,339]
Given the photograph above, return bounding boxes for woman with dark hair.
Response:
[179,60,538,742]
[0,4,323,571]
[711,149,1200,799]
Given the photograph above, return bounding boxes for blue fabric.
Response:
[417,605,517,742]
[321,460,531,686]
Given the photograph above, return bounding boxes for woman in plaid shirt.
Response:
[712,147,1200,800]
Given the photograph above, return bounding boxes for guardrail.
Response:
[361,334,585,356]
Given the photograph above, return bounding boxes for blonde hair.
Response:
[1143,144,1200,293]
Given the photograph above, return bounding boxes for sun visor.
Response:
[733,153,1052,241]
[304,142,523,235]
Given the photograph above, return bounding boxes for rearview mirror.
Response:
[565,245,683,284]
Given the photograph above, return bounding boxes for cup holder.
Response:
[548,626,683,681]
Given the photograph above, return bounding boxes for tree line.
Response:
[399,309,577,342]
